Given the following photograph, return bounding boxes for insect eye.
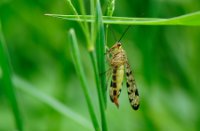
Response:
[117,43,121,48]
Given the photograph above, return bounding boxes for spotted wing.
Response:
[125,62,140,110]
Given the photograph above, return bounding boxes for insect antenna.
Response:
[118,25,131,43]
[110,26,117,42]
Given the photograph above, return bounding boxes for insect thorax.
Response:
[111,51,126,67]
[107,43,127,67]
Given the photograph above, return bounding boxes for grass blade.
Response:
[68,29,100,131]
[46,11,200,26]
[64,0,92,50]
[13,75,93,130]
[0,21,23,130]
[65,0,79,15]
[95,0,107,108]
[106,0,115,17]
[105,0,116,54]
[95,0,108,130]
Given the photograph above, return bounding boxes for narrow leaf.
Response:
[13,75,93,130]
[95,0,108,130]
[68,29,100,131]
[64,0,92,50]
[46,11,200,26]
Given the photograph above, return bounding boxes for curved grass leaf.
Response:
[46,11,200,26]
[13,75,93,130]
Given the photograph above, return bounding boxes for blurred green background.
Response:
[0,0,200,130]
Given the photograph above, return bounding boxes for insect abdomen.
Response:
[125,63,140,110]
[109,65,124,107]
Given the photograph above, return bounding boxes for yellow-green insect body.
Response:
[107,42,140,110]
[109,65,124,107]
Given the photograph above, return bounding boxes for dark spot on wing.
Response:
[126,72,129,76]
[135,89,139,96]
[128,91,131,95]
[126,82,130,87]
[132,104,140,110]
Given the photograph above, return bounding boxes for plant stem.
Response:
[68,29,100,131]
[89,51,107,131]
[0,21,23,131]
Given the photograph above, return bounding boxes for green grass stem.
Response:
[0,21,23,131]
[68,29,100,131]
[105,0,116,45]
[94,0,108,130]
[64,0,92,51]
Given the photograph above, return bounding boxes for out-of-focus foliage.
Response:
[0,0,200,131]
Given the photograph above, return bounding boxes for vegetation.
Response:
[0,0,200,130]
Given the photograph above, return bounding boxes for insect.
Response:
[106,26,140,110]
